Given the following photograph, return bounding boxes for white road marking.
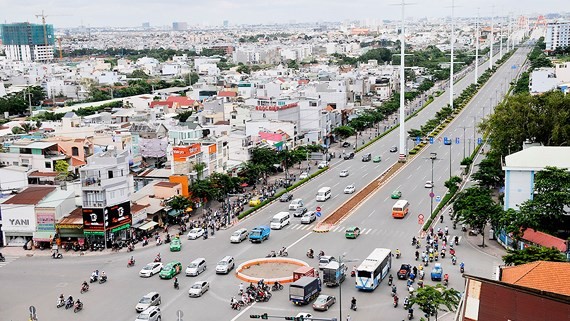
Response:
[286,231,313,250]
[365,229,372,235]
[333,183,340,187]
[230,302,257,321]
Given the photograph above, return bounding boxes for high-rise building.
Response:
[0,22,55,62]
[142,22,150,29]
[546,20,570,52]
[172,22,188,31]
[223,20,229,28]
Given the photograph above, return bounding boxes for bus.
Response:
[355,248,392,291]
[392,200,410,218]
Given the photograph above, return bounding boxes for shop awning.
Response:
[137,221,158,231]
[33,231,55,242]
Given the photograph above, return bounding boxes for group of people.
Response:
[232,281,273,309]
[58,294,82,310]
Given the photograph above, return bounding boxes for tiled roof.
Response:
[28,171,58,177]
[218,91,237,97]
[131,203,150,213]
[2,186,56,205]
[149,101,174,108]
[166,96,195,105]
[501,261,570,296]
[521,229,567,252]
[155,181,180,188]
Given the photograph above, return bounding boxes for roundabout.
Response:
[236,257,309,284]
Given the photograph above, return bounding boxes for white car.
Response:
[135,292,161,312]
[188,281,210,297]
[139,262,163,278]
[317,161,329,169]
[344,184,356,194]
[339,170,349,177]
[187,228,205,240]
[318,256,337,269]
[301,211,316,224]
[299,172,309,180]
[424,181,434,188]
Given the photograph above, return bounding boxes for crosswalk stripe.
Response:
[365,229,372,235]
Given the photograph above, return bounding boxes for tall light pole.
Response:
[475,9,480,84]
[449,0,456,109]
[458,126,470,159]
[489,8,494,69]
[398,0,408,163]
[472,116,477,154]
[499,16,503,60]
[429,152,437,216]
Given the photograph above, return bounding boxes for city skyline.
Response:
[0,0,566,28]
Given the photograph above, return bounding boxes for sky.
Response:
[0,0,566,28]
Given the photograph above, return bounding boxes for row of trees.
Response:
[65,48,224,62]
[0,85,46,116]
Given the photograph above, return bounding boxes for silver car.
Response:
[135,292,161,312]
[301,211,316,224]
[188,281,210,297]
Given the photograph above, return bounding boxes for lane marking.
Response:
[365,229,372,235]
[286,231,313,250]
[368,210,376,218]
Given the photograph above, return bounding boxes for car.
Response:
[216,256,235,274]
[136,306,161,321]
[431,263,443,281]
[318,256,337,269]
[135,292,161,312]
[389,146,398,153]
[169,237,181,252]
[299,172,309,180]
[344,184,356,194]
[341,142,351,148]
[362,153,371,162]
[249,196,262,207]
[159,261,182,279]
[185,258,207,276]
[188,281,210,297]
[230,228,248,243]
[312,294,336,311]
[289,198,305,210]
[343,152,355,160]
[339,170,349,177]
[187,228,205,240]
[293,206,308,217]
[317,161,329,169]
[139,262,163,278]
[373,155,381,163]
[391,190,402,199]
[397,264,412,280]
[280,193,293,202]
[424,181,434,188]
[345,226,361,239]
[301,211,316,224]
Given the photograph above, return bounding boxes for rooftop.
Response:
[500,261,570,296]
[1,186,56,205]
[155,181,180,188]
[504,146,570,170]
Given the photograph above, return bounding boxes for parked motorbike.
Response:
[52,252,63,259]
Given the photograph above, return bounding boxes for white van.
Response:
[230,228,248,243]
[270,212,291,229]
[185,258,207,276]
[316,187,332,202]
[289,198,304,210]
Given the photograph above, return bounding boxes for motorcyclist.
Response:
[100,271,107,281]
[408,307,414,318]
[129,256,135,265]
[307,248,314,258]
[155,253,161,262]
[66,295,74,306]
[239,282,244,294]
[75,299,82,309]
[454,235,459,245]
[404,296,409,309]
[279,247,287,256]
[58,294,65,306]
[350,297,357,310]
[391,285,397,296]
[231,296,238,307]
[415,250,419,260]
[393,294,399,306]
[174,277,179,289]
[395,248,401,258]
[91,270,98,280]
[388,274,394,285]
[460,262,465,272]
[452,255,457,265]
[318,250,325,258]
[352,265,357,277]
[411,236,417,245]
[82,281,88,289]
[444,226,449,235]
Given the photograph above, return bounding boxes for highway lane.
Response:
[0,51,518,321]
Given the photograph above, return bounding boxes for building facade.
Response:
[546,21,570,52]
[0,22,55,61]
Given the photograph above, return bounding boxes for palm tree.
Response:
[21,123,36,133]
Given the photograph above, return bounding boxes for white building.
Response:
[503,146,570,211]
[546,21,570,52]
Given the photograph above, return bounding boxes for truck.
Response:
[289,276,322,305]
[322,261,347,286]
[249,226,270,243]
[293,266,317,282]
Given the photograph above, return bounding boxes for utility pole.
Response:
[472,116,477,154]
[499,15,503,60]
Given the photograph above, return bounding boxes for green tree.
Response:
[286,60,299,70]
[332,126,356,139]
[193,162,206,180]
[11,126,24,134]
[453,187,502,247]
[189,179,218,202]
[174,110,193,122]
[408,129,423,139]
[358,48,392,63]
[530,55,553,70]
[502,246,566,266]
[54,160,71,180]
[167,195,193,214]
[517,167,570,234]
[236,64,251,74]
[189,72,200,85]
[251,147,279,167]
[21,123,35,133]
[240,161,267,184]
[129,69,150,79]
[444,176,462,194]
[512,71,530,94]
[471,152,504,188]
[409,284,461,321]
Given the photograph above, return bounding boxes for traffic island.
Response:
[235,258,309,284]
[313,162,405,232]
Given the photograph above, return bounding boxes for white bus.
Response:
[355,248,392,291]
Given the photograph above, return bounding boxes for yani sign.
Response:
[9,219,30,226]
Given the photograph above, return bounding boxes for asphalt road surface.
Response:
[0,47,529,321]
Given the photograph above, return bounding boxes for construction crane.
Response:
[35,10,50,46]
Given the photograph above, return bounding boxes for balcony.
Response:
[82,177,101,187]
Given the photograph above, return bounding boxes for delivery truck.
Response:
[249,226,270,243]
[289,276,322,305]
[322,261,347,286]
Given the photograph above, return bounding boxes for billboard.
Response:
[105,201,132,229]
[82,208,105,231]
[173,144,201,162]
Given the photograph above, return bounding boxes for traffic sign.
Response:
[316,211,322,217]
[429,192,435,198]
[477,138,483,145]
[316,206,321,212]
[418,214,424,220]
[436,195,441,202]
[429,137,434,144]
[415,136,421,144]
[456,137,460,144]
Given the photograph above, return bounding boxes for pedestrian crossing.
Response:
[0,256,19,269]
[285,223,387,236]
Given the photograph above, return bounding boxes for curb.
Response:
[235,257,309,284]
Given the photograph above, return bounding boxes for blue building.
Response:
[0,22,55,61]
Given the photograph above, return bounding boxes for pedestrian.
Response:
[350,297,357,310]
[346,315,351,321]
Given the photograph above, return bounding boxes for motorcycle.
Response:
[156,239,163,246]
[203,233,208,240]
[271,282,283,291]
[65,300,73,310]
[452,257,457,265]
[306,251,314,259]
[80,284,89,294]
[391,286,397,297]
[351,270,356,277]
[460,266,465,273]
[174,282,179,290]
[395,252,401,259]
[74,302,83,313]
[393,297,399,308]
[52,252,63,259]
[278,249,288,257]
[231,302,241,311]
[99,276,107,284]
[89,275,98,283]
[408,309,414,320]
[266,251,277,258]
[154,257,162,263]
[128,259,136,268]
[57,299,65,308]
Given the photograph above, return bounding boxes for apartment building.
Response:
[546,21,570,52]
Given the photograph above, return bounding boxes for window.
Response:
[72,147,79,156]
[108,170,114,179]
[45,162,52,168]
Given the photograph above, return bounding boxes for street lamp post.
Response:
[458,126,469,159]
[429,152,437,216]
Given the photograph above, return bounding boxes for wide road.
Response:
[0,48,528,321]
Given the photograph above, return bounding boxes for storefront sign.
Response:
[106,201,132,229]
[37,213,56,231]
[173,144,201,162]
[2,207,36,232]
[208,144,217,154]
[82,208,105,231]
